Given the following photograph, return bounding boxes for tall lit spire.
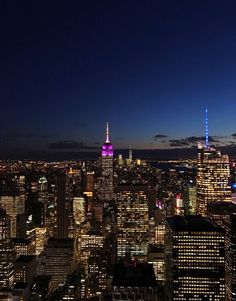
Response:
[205,107,209,148]
[105,122,110,143]
[102,122,113,157]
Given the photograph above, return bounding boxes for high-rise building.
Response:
[0,195,25,238]
[73,197,86,225]
[14,255,36,285]
[35,227,47,255]
[85,171,94,194]
[182,185,197,214]
[196,145,232,216]
[165,215,225,301]
[55,174,69,239]
[112,262,157,301]
[0,208,14,289]
[44,238,74,289]
[116,185,149,261]
[99,122,114,201]
[196,109,231,216]
[38,176,48,226]
[207,201,236,228]
[77,230,107,297]
[225,215,236,301]
[12,238,34,256]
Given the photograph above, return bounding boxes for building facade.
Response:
[99,122,114,201]
[165,215,225,301]
[116,185,149,260]
[196,145,231,216]
[0,208,14,289]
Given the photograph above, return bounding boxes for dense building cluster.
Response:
[0,123,236,300]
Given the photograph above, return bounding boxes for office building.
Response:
[73,197,86,225]
[116,185,149,260]
[182,185,197,214]
[12,238,34,256]
[77,230,106,296]
[165,215,225,300]
[0,208,14,289]
[55,175,69,239]
[0,195,25,238]
[14,255,36,285]
[44,238,74,289]
[196,145,231,216]
[225,215,236,301]
[207,201,236,227]
[112,262,157,301]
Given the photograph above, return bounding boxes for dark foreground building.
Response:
[165,215,225,301]
[225,215,236,301]
[112,262,158,301]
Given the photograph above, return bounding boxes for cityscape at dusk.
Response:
[1,1,236,301]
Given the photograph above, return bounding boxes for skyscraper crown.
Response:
[102,122,113,157]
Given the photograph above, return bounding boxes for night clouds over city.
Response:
[1,0,236,158]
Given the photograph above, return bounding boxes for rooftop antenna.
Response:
[105,122,110,143]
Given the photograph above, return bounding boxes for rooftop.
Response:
[15,255,36,264]
[112,263,156,287]
[207,201,236,214]
[167,215,223,232]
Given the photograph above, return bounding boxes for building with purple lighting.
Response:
[99,123,114,201]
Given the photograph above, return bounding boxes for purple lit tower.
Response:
[100,122,114,201]
[101,122,113,157]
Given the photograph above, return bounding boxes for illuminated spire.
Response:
[205,107,209,148]
[105,122,110,143]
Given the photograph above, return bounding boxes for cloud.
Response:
[167,136,220,148]
[185,136,219,143]
[169,139,190,147]
[153,134,168,140]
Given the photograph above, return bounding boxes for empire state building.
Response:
[99,122,114,201]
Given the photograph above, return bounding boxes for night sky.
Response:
[1,1,236,158]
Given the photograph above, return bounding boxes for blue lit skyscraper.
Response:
[196,110,231,216]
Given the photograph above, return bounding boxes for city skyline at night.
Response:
[2,2,236,300]
[1,1,236,158]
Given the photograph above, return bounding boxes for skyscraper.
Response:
[196,109,231,216]
[116,185,149,261]
[165,215,225,300]
[0,208,14,289]
[99,122,114,201]
[55,174,68,239]
[44,238,74,288]
[225,215,236,301]
[196,145,231,216]
[0,194,25,238]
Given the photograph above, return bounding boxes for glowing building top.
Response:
[101,122,113,157]
[196,108,232,216]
